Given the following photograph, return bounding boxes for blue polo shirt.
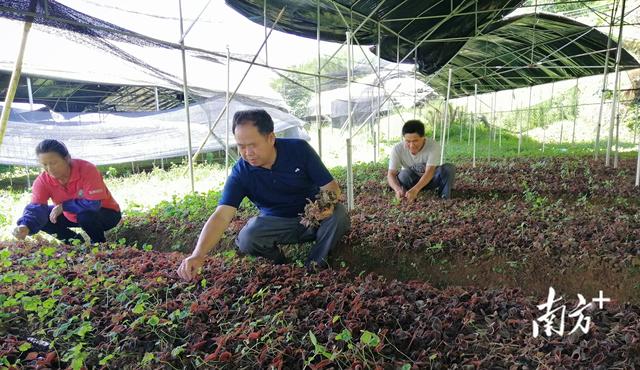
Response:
[219,138,334,218]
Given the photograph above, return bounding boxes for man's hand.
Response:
[177,254,205,281]
[315,204,334,221]
[12,225,29,240]
[394,188,406,200]
[405,188,419,203]
[178,205,236,281]
[49,204,63,223]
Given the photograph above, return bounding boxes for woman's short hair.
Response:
[35,139,70,158]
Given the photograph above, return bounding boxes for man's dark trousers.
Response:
[397,163,455,199]
[236,203,350,267]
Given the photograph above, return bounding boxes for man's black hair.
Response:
[232,109,274,136]
[401,120,425,137]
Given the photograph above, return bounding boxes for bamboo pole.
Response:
[0,16,33,148]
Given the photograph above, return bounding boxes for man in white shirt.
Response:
[387,120,455,202]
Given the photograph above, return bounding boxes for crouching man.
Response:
[387,120,455,202]
[178,109,350,280]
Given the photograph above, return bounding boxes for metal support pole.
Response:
[440,68,452,165]
[460,107,464,143]
[179,0,212,43]
[492,92,497,146]
[572,78,579,144]
[546,82,554,151]
[459,95,465,144]
[346,138,354,210]
[636,140,640,186]
[606,0,626,167]
[225,46,231,177]
[614,113,621,168]
[467,95,472,146]
[439,101,445,145]
[0,14,32,148]
[391,34,399,142]
[517,90,523,155]
[595,2,616,159]
[396,35,400,85]
[154,87,163,169]
[375,20,381,162]
[24,77,33,185]
[433,101,439,140]
[25,165,31,188]
[413,48,417,119]
[316,0,322,160]
[346,31,354,211]
[488,91,496,161]
[154,87,160,111]
[387,107,390,140]
[263,0,269,64]
[521,86,533,155]
[26,77,33,111]
[447,105,451,144]
[487,94,494,162]
[178,0,195,192]
[473,84,478,168]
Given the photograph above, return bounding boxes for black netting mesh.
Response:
[0,0,169,47]
[0,0,187,88]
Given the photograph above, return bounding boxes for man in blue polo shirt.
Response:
[177,109,350,280]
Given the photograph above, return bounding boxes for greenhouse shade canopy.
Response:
[226,0,639,96]
[428,13,640,98]
[226,0,522,75]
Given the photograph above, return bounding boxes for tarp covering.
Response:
[0,94,309,166]
[429,13,640,97]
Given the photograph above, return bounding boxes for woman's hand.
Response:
[49,204,63,223]
[12,225,29,240]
